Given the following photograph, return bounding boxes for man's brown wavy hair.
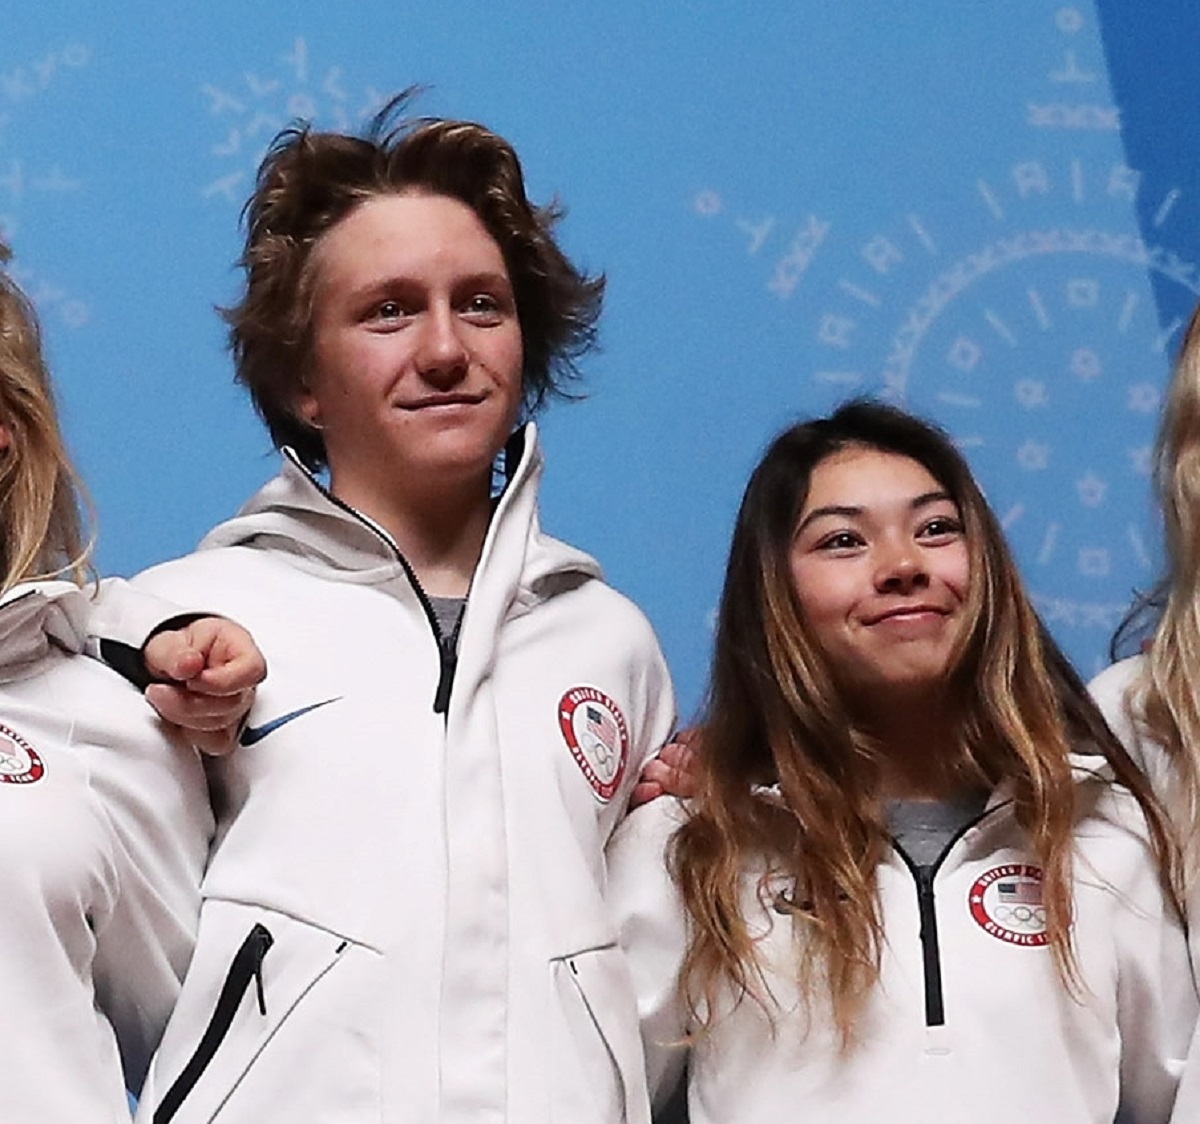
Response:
[225,91,605,470]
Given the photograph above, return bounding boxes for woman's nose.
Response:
[874,545,930,592]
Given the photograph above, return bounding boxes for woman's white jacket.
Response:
[608,759,1196,1124]
[131,424,677,1124]
[0,580,211,1121]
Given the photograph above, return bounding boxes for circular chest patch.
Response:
[0,722,44,785]
[558,686,629,803]
[968,863,1047,946]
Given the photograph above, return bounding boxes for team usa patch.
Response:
[558,686,629,803]
[968,863,1048,946]
[0,722,44,785]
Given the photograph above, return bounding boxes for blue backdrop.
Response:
[5,1,1199,714]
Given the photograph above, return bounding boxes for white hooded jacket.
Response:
[0,580,211,1121]
[131,424,677,1124]
[607,758,1197,1124]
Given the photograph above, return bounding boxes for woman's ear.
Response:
[0,422,13,453]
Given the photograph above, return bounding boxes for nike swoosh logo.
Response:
[239,697,342,747]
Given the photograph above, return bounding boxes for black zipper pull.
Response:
[433,634,458,715]
[432,605,466,715]
[249,924,271,1015]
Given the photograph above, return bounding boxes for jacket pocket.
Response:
[551,943,650,1124]
[140,899,377,1123]
[154,923,274,1122]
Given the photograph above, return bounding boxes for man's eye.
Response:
[375,300,404,319]
[463,294,505,320]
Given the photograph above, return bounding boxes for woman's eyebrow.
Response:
[796,490,954,535]
[794,504,862,534]
[911,489,953,510]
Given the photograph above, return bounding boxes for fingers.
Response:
[142,618,265,756]
[630,742,700,807]
[655,740,691,770]
[144,683,250,757]
[650,729,701,800]
[142,631,207,684]
[144,618,267,695]
[630,758,676,807]
[628,779,665,810]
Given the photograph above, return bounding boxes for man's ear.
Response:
[294,389,322,430]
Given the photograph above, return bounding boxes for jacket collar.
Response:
[0,580,90,683]
[197,422,602,597]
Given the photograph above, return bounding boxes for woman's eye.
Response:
[817,531,863,551]
[920,515,964,538]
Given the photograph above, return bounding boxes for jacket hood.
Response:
[0,580,90,682]
[197,422,603,598]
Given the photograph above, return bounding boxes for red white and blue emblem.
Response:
[968,863,1048,946]
[0,722,44,785]
[558,686,629,802]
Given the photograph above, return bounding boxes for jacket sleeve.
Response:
[77,672,215,1094]
[606,798,692,1113]
[84,577,207,689]
[623,621,680,790]
[1082,790,1199,1121]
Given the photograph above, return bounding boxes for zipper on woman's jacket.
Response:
[892,804,1000,1028]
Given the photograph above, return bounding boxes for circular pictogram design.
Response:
[968,862,1048,946]
[558,686,629,803]
[0,722,45,785]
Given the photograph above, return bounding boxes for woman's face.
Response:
[299,191,524,513]
[788,445,971,706]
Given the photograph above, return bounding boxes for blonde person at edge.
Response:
[0,242,267,1120]
[1090,302,1200,913]
[1088,303,1200,1108]
[607,401,1194,1124]
[130,93,675,1124]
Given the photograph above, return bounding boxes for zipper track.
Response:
[286,451,459,714]
[284,429,524,715]
[153,923,274,1124]
[891,802,1002,1027]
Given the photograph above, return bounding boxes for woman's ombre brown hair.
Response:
[671,400,1177,1045]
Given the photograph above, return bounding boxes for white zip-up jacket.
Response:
[0,580,211,1121]
[1089,656,1200,1116]
[1089,658,1200,961]
[1088,658,1180,836]
[131,424,677,1124]
[607,759,1196,1124]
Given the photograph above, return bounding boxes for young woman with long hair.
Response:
[610,400,1194,1123]
[0,241,264,1119]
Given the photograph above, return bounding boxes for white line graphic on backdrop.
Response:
[0,42,91,327]
[201,37,385,204]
